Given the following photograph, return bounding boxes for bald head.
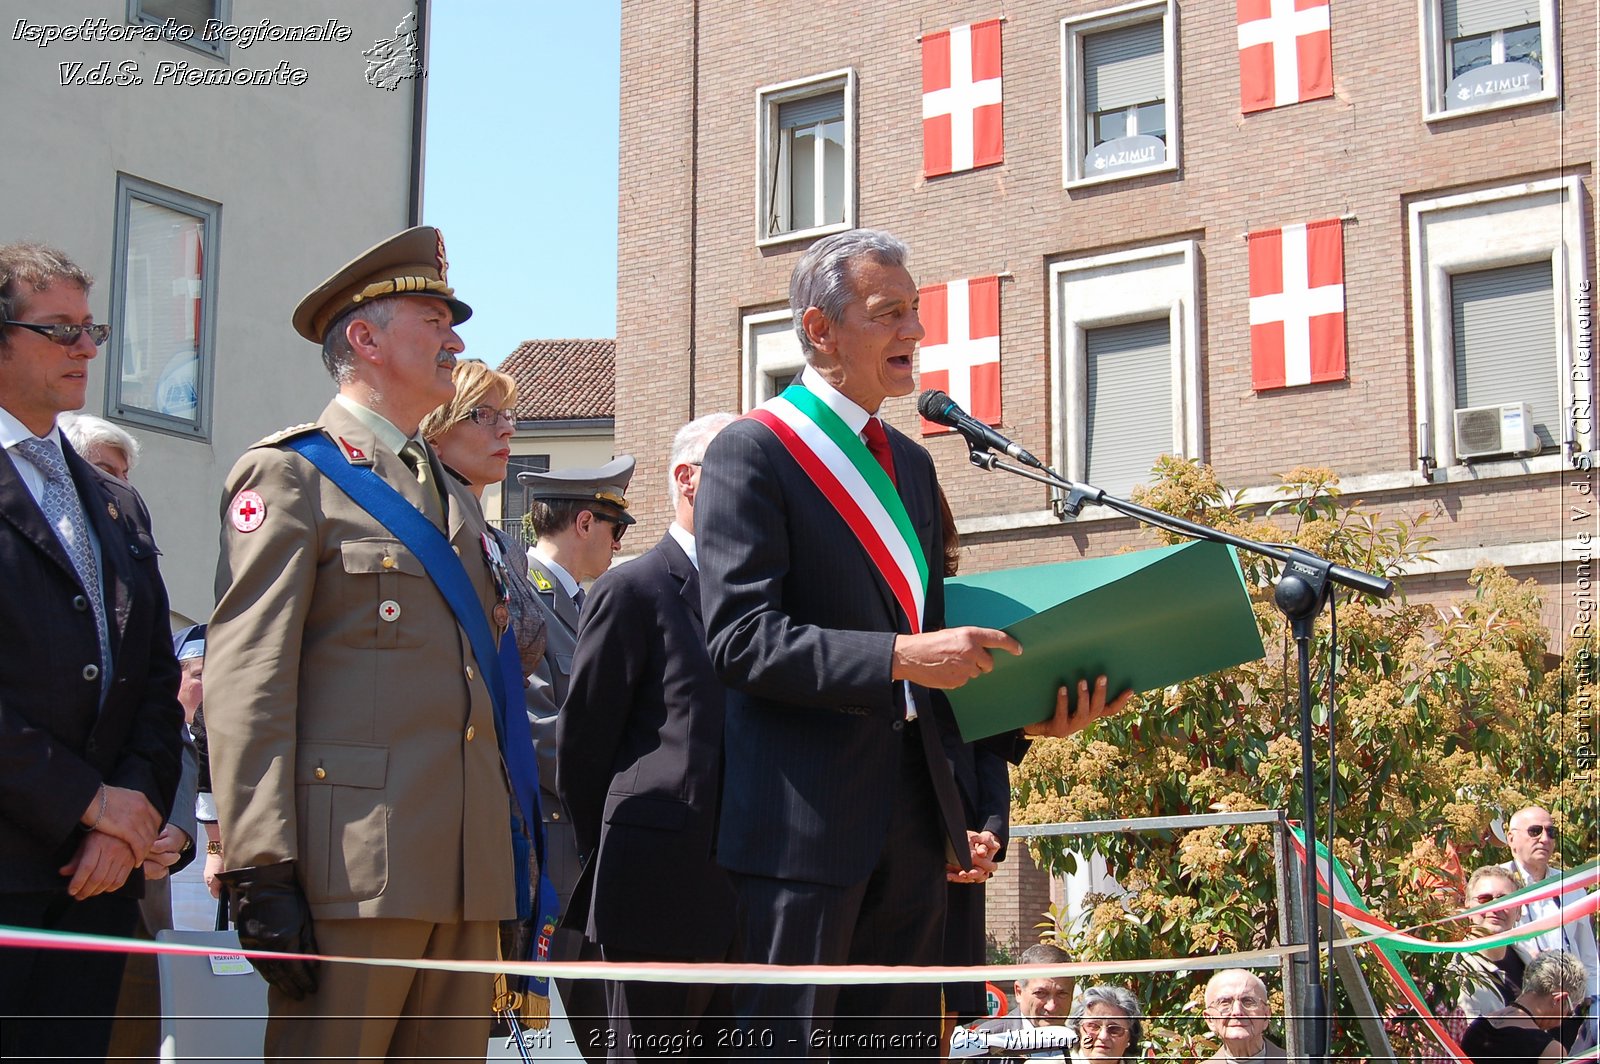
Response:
[1506,806,1557,879]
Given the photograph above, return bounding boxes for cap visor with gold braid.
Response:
[292,225,472,344]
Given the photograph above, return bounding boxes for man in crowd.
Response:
[696,227,1131,1055]
[518,456,636,909]
[0,242,183,1059]
[1501,805,1598,1049]
[953,942,1077,1056]
[206,227,515,1060]
[557,413,738,1056]
[1203,969,1285,1061]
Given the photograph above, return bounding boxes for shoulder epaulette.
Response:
[252,423,320,449]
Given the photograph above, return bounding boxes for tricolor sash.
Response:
[746,384,929,632]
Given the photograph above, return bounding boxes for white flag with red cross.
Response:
[1238,0,1334,113]
[922,19,1003,177]
[919,277,1001,434]
[1248,218,1346,390]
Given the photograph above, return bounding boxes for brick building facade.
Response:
[615,0,1596,945]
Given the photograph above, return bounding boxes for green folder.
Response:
[943,539,1266,741]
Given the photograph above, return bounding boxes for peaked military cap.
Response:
[518,455,637,525]
[292,226,472,343]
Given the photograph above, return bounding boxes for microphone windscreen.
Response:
[918,389,954,422]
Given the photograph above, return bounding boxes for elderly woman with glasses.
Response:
[1065,984,1144,1061]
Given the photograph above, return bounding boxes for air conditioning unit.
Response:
[1453,402,1541,460]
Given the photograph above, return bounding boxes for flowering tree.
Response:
[1013,458,1596,1058]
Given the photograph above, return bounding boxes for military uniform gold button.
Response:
[465,664,474,681]
[314,766,327,780]
[382,556,395,569]
[465,725,476,742]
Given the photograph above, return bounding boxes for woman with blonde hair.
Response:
[422,358,550,1016]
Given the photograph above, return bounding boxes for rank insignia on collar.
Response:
[531,569,553,593]
[338,436,369,463]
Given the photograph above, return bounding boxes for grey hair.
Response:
[1524,950,1588,999]
[1066,984,1144,1057]
[667,412,736,506]
[59,413,141,472]
[321,298,399,382]
[789,228,910,359]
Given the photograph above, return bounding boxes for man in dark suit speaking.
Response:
[697,228,1130,1057]
[557,412,739,1057]
[0,242,184,1060]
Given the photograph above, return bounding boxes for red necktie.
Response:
[863,417,896,486]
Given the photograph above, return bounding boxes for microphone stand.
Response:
[967,448,1392,1064]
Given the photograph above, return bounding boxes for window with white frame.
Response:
[107,175,220,438]
[128,0,231,57]
[757,70,854,244]
[1062,1,1178,187]
[742,309,806,409]
[1050,240,1201,500]
[1408,176,1589,469]
[1420,0,1557,119]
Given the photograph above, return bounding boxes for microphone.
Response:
[917,389,1045,469]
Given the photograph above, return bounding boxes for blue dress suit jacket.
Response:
[697,413,970,887]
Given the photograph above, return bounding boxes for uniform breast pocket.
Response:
[339,538,427,649]
[296,741,389,904]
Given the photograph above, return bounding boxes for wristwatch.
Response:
[206,841,223,856]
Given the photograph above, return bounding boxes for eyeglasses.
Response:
[1471,891,1512,905]
[589,511,628,544]
[1516,824,1557,838]
[461,405,516,428]
[1078,1021,1130,1039]
[4,320,111,346]
[1209,995,1266,1012]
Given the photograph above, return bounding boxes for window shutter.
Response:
[1084,20,1164,113]
[1451,261,1558,449]
[1086,318,1171,494]
[1442,0,1539,38]
[778,92,842,130]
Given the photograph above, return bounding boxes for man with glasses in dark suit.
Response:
[0,242,184,1060]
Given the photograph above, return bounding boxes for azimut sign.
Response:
[1446,61,1542,108]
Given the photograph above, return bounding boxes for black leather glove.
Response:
[218,860,320,1000]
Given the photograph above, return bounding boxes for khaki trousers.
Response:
[265,916,497,1062]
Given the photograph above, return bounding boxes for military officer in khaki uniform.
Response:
[205,227,515,1061]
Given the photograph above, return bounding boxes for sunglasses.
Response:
[5,320,111,346]
[1517,824,1557,839]
[1471,892,1511,905]
[590,511,628,544]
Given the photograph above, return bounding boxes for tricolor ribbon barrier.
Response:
[0,921,1290,984]
[4,837,1596,1061]
[1288,827,1599,1063]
